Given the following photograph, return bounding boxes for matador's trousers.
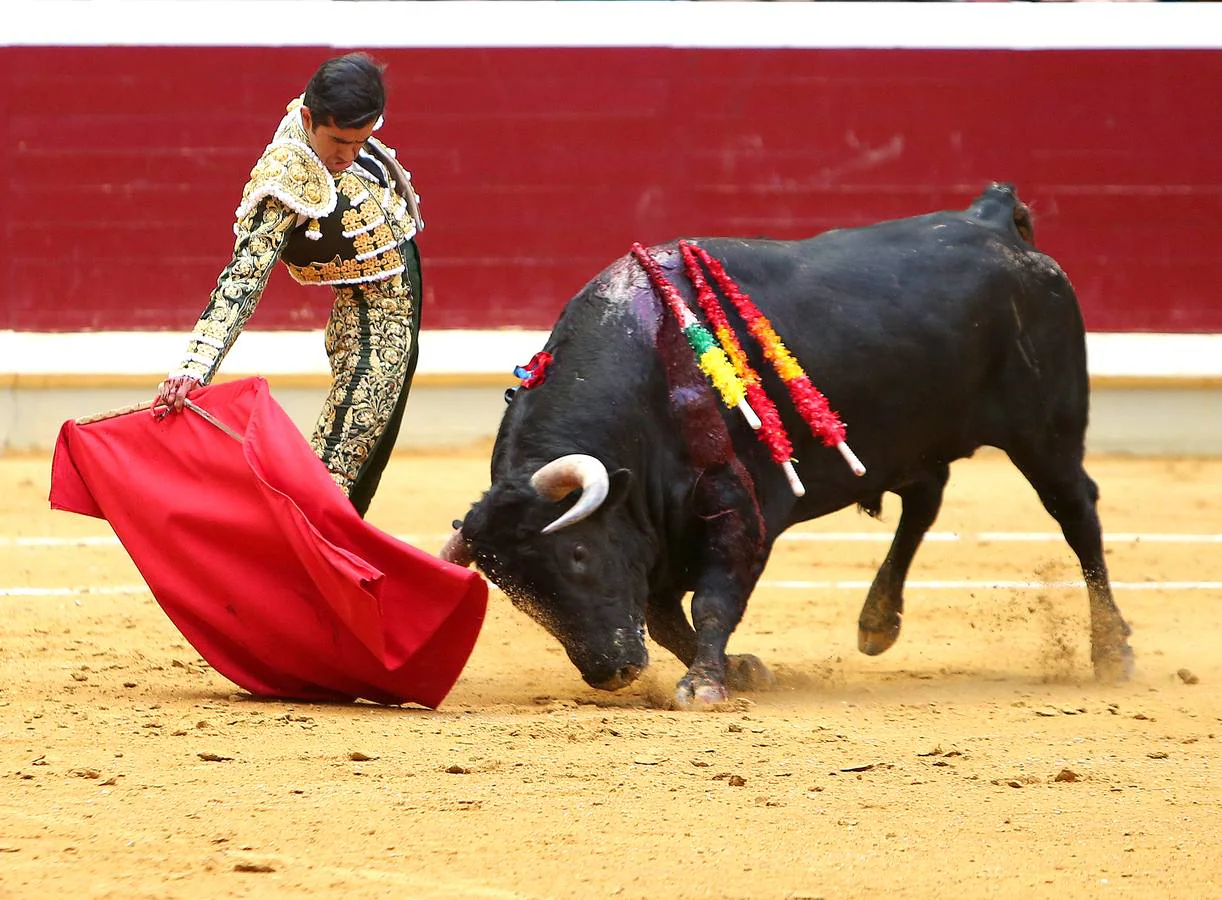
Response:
[310,240,422,518]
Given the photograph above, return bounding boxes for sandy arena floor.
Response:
[1,445,1220,899]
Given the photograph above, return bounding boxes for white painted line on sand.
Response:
[5,531,1219,598]
[4,536,123,547]
[7,531,1222,549]
[781,532,960,543]
[0,585,148,598]
[976,532,1222,544]
[759,580,1222,591]
[4,581,1220,600]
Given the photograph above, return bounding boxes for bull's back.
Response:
[696,194,1088,488]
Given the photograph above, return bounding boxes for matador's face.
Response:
[300,106,378,175]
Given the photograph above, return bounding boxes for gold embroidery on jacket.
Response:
[284,170,411,286]
[236,143,335,222]
[234,100,336,223]
[178,199,296,382]
[286,248,405,287]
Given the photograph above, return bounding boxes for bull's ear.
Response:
[605,468,633,511]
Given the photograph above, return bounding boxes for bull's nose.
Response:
[590,663,644,692]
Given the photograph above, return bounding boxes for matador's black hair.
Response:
[303,52,386,130]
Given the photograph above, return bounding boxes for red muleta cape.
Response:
[49,377,487,708]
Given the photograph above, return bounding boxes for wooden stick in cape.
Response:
[75,400,155,425]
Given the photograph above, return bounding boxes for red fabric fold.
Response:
[49,377,487,708]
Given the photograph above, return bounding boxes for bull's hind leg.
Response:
[1007,450,1134,682]
[858,464,950,655]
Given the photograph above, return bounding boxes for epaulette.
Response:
[365,136,425,233]
[234,139,337,223]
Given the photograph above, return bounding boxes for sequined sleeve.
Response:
[170,197,297,384]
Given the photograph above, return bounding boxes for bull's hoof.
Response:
[726,654,777,692]
[858,622,901,656]
[590,664,645,692]
[674,676,729,708]
[1092,643,1135,683]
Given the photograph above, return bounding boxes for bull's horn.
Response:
[439,527,474,567]
[531,454,610,534]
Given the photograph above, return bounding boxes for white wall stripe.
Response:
[4,331,1220,379]
[5,2,1222,50]
[0,330,550,379]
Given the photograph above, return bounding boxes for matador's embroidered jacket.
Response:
[171,98,424,384]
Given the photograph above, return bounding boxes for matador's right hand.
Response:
[152,375,201,419]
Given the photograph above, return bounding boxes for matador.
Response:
[155,54,423,517]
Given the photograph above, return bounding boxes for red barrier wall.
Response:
[4,46,1220,333]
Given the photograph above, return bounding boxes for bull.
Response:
[441,183,1133,707]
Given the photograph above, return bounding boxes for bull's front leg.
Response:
[671,463,774,707]
[675,575,737,706]
[647,587,775,702]
[676,572,773,706]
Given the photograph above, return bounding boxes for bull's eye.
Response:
[571,542,590,572]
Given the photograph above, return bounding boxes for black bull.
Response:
[441,183,1133,706]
